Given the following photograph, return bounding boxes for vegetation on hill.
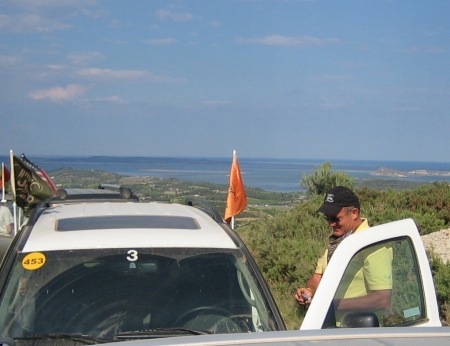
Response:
[49,166,450,328]
[301,161,354,195]
[238,163,450,329]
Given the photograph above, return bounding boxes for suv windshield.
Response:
[0,248,276,342]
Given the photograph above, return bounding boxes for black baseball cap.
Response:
[317,186,360,215]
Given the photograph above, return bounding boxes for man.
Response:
[295,186,392,323]
[0,202,13,235]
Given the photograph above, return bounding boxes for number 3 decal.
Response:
[127,250,138,262]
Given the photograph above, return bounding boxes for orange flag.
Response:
[224,150,247,223]
[1,163,10,189]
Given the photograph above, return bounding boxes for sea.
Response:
[2,155,450,193]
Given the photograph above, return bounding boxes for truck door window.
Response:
[326,237,427,328]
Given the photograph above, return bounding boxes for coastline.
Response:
[373,167,450,178]
[1,155,450,193]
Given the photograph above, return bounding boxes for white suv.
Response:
[0,191,285,344]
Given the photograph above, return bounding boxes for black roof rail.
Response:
[22,185,138,227]
[185,196,224,223]
[97,184,134,199]
[52,186,138,202]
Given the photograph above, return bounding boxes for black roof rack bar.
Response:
[97,184,121,190]
[185,196,224,223]
[97,184,134,199]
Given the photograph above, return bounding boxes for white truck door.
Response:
[301,218,441,330]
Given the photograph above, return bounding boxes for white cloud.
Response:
[0,55,21,67]
[94,96,125,104]
[396,46,444,54]
[391,106,422,113]
[77,68,149,79]
[12,0,98,9]
[144,38,177,46]
[313,74,353,82]
[0,13,71,33]
[0,0,104,33]
[236,35,340,47]
[155,9,193,22]
[68,52,105,66]
[210,21,220,28]
[320,97,347,110]
[0,14,11,30]
[76,68,184,84]
[203,100,231,108]
[45,64,66,71]
[396,46,420,54]
[29,84,85,102]
[426,47,444,53]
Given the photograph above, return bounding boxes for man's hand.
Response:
[294,288,313,305]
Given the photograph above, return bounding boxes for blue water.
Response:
[2,155,450,192]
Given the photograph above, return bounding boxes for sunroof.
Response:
[57,215,200,231]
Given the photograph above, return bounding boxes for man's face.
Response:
[324,207,357,237]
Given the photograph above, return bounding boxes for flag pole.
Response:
[9,150,18,236]
[230,150,236,230]
[1,162,5,202]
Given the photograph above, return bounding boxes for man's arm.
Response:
[306,273,322,294]
[295,250,327,305]
[336,289,392,311]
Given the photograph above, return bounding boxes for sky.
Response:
[1,0,449,162]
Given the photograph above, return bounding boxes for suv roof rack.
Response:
[25,185,139,226]
[97,184,134,199]
[51,185,139,203]
[185,196,224,223]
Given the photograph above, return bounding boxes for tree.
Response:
[301,162,354,195]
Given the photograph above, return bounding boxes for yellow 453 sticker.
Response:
[22,253,46,270]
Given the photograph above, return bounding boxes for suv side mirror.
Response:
[340,311,380,328]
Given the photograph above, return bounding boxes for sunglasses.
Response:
[323,209,352,223]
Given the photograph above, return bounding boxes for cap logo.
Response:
[325,193,334,203]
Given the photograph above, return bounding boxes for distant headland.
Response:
[372,167,450,178]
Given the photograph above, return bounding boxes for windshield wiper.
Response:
[15,333,110,344]
[115,328,211,339]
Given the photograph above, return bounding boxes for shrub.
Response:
[239,183,450,328]
[300,162,354,195]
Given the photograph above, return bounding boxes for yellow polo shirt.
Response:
[314,219,393,326]
[315,218,370,275]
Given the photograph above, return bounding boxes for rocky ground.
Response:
[421,228,450,264]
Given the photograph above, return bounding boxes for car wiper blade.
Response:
[15,333,110,344]
[115,328,211,339]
